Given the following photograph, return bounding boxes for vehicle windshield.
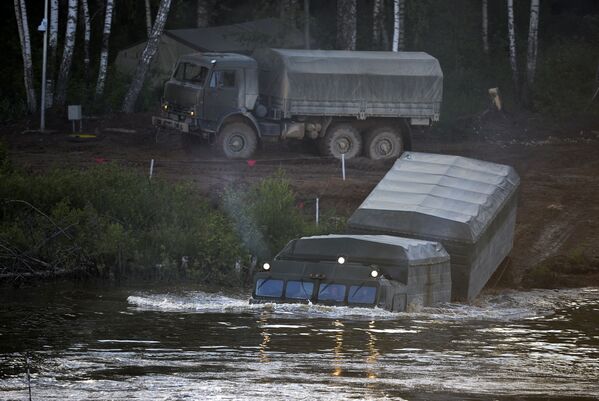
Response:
[348,285,377,305]
[285,280,314,300]
[174,62,209,86]
[318,283,346,302]
[255,278,284,298]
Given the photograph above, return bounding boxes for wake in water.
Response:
[127,287,599,322]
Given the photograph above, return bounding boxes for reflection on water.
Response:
[0,285,598,400]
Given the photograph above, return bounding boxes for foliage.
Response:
[522,248,599,288]
[222,171,340,260]
[0,164,245,283]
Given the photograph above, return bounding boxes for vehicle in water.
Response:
[251,152,520,311]
[251,235,451,312]
[153,49,443,160]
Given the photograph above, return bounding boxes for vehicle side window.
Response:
[255,279,284,298]
[209,70,236,89]
[348,286,377,304]
[174,63,208,85]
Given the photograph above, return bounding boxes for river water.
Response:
[0,284,598,400]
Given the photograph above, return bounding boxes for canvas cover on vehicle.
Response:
[347,152,520,301]
[277,234,449,267]
[251,48,443,118]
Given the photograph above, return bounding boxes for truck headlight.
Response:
[162,103,169,111]
[262,262,271,271]
[370,269,379,278]
[190,110,195,116]
[337,256,345,265]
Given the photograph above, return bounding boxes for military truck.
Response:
[152,49,443,160]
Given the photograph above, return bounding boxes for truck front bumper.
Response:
[152,116,189,133]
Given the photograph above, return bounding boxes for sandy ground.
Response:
[3,111,599,289]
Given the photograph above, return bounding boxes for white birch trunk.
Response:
[95,0,114,98]
[145,0,152,37]
[372,0,382,48]
[196,0,210,28]
[14,0,37,114]
[336,0,356,51]
[507,0,519,96]
[526,0,540,88]
[55,0,78,107]
[280,0,297,27]
[122,0,172,113]
[482,0,489,54]
[392,0,405,52]
[81,0,91,82]
[46,0,59,108]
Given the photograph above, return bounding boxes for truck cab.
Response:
[154,53,260,158]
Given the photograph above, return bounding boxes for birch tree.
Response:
[95,0,114,98]
[507,0,519,97]
[336,0,356,51]
[55,0,79,107]
[526,0,540,90]
[372,0,383,49]
[122,0,172,113]
[280,0,297,28]
[14,0,37,114]
[482,0,489,54]
[392,0,405,52]
[81,0,91,82]
[196,0,211,28]
[145,0,152,37]
[46,0,59,108]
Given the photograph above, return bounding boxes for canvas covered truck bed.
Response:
[251,48,443,120]
[347,152,520,301]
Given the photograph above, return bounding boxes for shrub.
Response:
[0,164,245,283]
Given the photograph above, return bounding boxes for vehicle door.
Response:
[166,62,208,112]
[203,69,239,123]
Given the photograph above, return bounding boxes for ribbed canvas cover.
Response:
[349,152,520,243]
[251,49,442,117]
[278,234,449,267]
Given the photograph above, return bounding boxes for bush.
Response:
[222,171,340,260]
[0,164,245,283]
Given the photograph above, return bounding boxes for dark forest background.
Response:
[2,0,598,123]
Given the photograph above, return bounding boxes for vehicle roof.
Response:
[178,52,257,68]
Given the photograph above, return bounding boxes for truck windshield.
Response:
[255,278,284,298]
[318,283,346,302]
[285,280,314,300]
[174,62,209,86]
[348,285,377,305]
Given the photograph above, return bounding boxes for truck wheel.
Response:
[320,124,362,159]
[364,126,404,160]
[219,122,258,159]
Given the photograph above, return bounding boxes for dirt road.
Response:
[3,112,599,288]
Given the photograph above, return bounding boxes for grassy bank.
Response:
[0,147,330,285]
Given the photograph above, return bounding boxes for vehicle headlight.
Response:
[190,110,195,116]
[262,262,271,271]
[162,103,169,111]
[370,269,379,278]
[337,256,345,265]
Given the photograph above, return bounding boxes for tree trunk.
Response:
[526,0,540,88]
[122,0,172,113]
[196,0,211,28]
[95,0,114,98]
[14,0,37,114]
[280,0,298,28]
[55,0,79,107]
[46,0,59,108]
[507,0,519,98]
[81,0,91,82]
[372,0,383,49]
[336,0,356,51]
[304,0,310,49]
[482,0,489,54]
[145,0,152,37]
[392,0,405,51]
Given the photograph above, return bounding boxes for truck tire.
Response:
[219,122,258,159]
[364,126,404,160]
[319,124,362,160]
